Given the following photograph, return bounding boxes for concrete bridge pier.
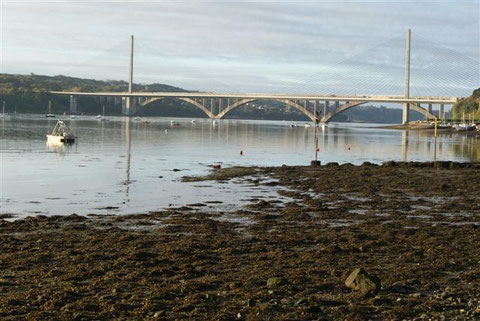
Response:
[428,104,433,116]
[440,104,444,120]
[324,100,329,116]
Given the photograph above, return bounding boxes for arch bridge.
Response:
[53,91,456,123]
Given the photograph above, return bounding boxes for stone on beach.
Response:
[345,268,381,295]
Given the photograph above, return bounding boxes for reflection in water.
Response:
[125,118,131,203]
[401,131,408,162]
[46,140,77,159]
[1,115,480,217]
[449,134,479,161]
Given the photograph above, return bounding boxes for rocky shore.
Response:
[1,161,480,320]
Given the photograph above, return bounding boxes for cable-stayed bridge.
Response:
[50,30,472,124]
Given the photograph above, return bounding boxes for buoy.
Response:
[240,150,244,156]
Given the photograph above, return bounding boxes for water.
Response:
[1,114,479,218]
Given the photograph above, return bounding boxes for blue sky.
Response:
[1,0,479,96]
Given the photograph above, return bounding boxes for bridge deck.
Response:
[50,91,459,104]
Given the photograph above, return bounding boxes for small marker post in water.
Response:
[434,117,437,163]
[311,119,320,166]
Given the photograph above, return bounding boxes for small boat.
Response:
[46,120,76,144]
[45,100,55,118]
[97,105,109,121]
[170,120,180,126]
[70,115,77,119]
[190,120,196,124]
[290,124,296,127]
[212,120,218,125]
[437,123,451,129]
[132,117,141,122]
[304,123,311,128]
[453,123,476,132]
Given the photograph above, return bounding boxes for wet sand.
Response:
[1,161,480,320]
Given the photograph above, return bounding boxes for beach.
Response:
[1,162,479,320]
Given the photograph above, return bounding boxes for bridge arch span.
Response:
[139,97,215,118]
[215,98,315,121]
[322,101,367,123]
[322,101,436,123]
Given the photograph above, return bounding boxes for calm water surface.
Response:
[1,114,479,218]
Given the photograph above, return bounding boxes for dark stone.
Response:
[325,162,340,167]
[246,298,256,307]
[382,161,398,167]
[311,160,321,166]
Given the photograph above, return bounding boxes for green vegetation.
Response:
[0,73,184,115]
[450,88,480,121]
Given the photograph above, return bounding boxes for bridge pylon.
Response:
[124,35,134,116]
[402,28,411,125]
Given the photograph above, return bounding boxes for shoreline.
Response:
[379,123,480,135]
[1,161,479,320]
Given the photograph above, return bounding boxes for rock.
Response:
[267,277,286,287]
[294,298,307,306]
[172,168,181,172]
[409,292,424,298]
[310,160,321,166]
[246,298,256,307]
[153,311,164,318]
[345,268,381,295]
[391,282,414,294]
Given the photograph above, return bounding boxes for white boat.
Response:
[70,115,77,119]
[437,123,451,129]
[170,120,180,126]
[45,100,55,118]
[190,120,196,124]
[453,123,476,132]
[212,120,218,125]
[97,105,108,121]
[304,123,311,128]
[46,120,76,144]
[132,117,141,121]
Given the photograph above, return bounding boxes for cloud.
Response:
[2,1,479,96]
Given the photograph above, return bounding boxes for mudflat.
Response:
[1,161,479,320]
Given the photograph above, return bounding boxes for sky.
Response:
[1,0,479,96]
